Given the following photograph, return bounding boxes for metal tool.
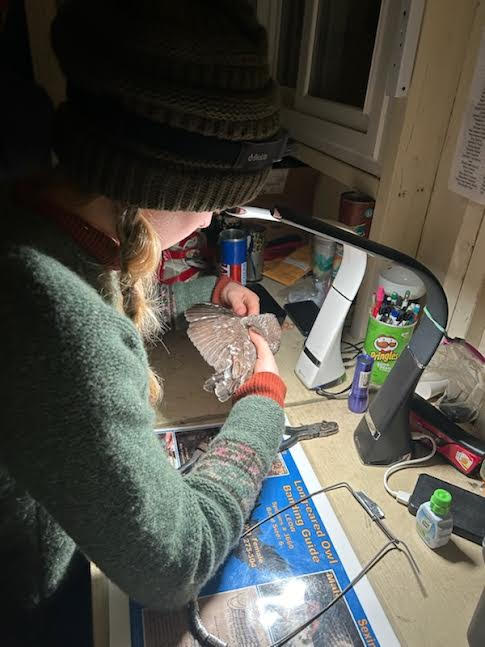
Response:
[279,420,339,451]
[188,481,422,647]
[178,449,205,475]
[188,600,228,647]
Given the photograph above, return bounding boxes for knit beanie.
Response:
[50,0,286,212]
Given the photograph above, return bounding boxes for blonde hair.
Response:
[34,170,164,404]
[115,206,163,404]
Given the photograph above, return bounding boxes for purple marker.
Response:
[348,354,374,413]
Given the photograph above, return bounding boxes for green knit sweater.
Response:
[1,203,284,645]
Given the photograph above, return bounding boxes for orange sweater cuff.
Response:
[211,276,232,305]
[233,372,286,408]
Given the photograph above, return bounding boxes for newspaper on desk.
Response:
[108,425,400,647]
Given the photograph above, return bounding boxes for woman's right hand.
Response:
[249,330,280,376]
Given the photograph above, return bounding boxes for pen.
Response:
[401,290,410,310]
[390,308,400,326]
[372,286,385,318]
[372,287,420,327]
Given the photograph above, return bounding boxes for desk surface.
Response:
[92,279,484,647]
[150,277,344,426]
[286,401,484,647]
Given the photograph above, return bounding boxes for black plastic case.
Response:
[408,473,485,545]
[283,300,319,337]
[247,283,287,325]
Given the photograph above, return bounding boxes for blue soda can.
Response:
[219,228,247,285]
[348,354,374,413]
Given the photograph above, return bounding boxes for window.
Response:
[276,1,305,89]
[307,0,381,109]
[256,0,424,175]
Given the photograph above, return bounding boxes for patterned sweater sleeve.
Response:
[2,253,285,610]
[159,275,217,329]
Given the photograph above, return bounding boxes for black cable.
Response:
[319,343,364,397]
[341,340,364,353]
[342,348,364,363]
[316,383,352,399]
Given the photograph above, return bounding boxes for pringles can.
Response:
[219,228,247,285]
[339,191,375,238]
[363,316,416,385]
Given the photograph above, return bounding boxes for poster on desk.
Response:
[107,428,400,647]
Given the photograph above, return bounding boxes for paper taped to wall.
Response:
[449,29,485,204]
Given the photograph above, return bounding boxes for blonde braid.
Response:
[116,206,163,404]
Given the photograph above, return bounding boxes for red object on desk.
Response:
[263,239,305,261]
[410,396,485,476]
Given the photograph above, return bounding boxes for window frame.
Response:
[259,0,423,176]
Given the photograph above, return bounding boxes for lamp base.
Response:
[354,414,412,465]
[353,349,418,465]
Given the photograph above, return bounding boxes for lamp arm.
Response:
[228,206,448,465]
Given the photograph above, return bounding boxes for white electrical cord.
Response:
[383,434,437,506]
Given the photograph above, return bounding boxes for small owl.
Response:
[185,303,281,402]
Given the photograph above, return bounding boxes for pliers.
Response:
[178,421,339,476]
[279,420,339,452]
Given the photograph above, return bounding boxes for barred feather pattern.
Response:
[185,303,281,402]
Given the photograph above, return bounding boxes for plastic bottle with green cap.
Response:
[416,488,453,549]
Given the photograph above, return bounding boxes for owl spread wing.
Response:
[242,314,281,354]
[185,303,256,402]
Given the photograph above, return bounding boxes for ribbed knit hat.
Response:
[51,0,285,212]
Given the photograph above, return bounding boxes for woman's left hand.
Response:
[219,281,260,316]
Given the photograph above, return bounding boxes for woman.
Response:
[1,1,286,645]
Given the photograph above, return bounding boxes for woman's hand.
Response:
[219,281,260,316]
[249,330,279,376]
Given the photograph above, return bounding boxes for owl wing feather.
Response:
[185,303,256,401]
[242,314,281,354]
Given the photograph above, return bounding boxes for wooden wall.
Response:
[311,0,483,345]
[416,1,485,352]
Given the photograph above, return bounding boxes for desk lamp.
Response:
[294,222,367,389]
[225,206,448,466]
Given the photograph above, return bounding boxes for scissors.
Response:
[279,420,339,452]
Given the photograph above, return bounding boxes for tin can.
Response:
[219,228,247,285]
[246,225,266,283]
[312,236,336,281]
[331,244,343,279]
[339,191,375,238]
